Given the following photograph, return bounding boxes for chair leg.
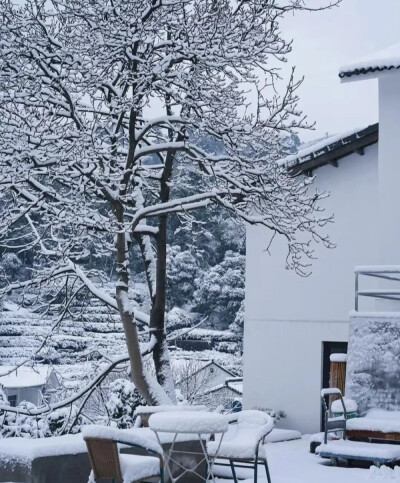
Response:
[254,458,258,483]
[264,461,272,483]
[230,460,239,483]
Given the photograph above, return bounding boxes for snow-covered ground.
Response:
[214,438,400,483]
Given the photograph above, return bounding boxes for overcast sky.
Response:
[281,0,400,141]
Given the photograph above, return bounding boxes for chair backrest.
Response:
[85,437,123,481]
[237,410,271,427]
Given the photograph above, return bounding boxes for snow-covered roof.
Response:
[0,366,52,388]
[339,43,400,80]
[172,358,237,382]
[278,123,378,174]
[200,376,243,397]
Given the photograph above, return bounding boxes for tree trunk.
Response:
[150,213,176,402]
[114,206,162,405]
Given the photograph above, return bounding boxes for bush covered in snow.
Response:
[106,378,146,429]
[0,399,83,438]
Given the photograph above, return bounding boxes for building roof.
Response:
[279,123,378,176]
[339,43,400,80]
[0,366,52,388]
[173,358,237,385]
[200,377,243,397]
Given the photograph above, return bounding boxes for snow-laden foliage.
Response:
[106,378,145,429]
[194,251,245,327]
[0,401,82,438]
[167,245,201,310]
[0,0,334,404]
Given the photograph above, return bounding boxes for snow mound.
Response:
[369,465,400,480]
[331,398,358,413]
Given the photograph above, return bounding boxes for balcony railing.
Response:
[354,265,400,311]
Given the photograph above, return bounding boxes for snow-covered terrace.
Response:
[278,123,378,176]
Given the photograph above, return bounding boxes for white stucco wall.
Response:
[243,143,380,434]
[378,73,400,266]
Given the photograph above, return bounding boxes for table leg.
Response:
[155,431,178,483]
[198,432,225,483]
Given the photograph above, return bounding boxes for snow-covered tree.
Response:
[195,251,245,328]
[0,0,335,405]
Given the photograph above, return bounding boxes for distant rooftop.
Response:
[279,124,378,177]
[0,366,51,388]
[339,43,400,79]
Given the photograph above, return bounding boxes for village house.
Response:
[0,366,60,407]
[243,43,400,434]
[173,358,237,404]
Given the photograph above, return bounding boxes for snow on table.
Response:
[134,404,207,415]
[317,440,400,461]
[149,411,229,434]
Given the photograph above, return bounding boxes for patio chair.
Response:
[83,425,164,483]
[321,388,347,444]
[207,410,274,483]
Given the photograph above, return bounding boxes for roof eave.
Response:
[289,124,378,177]
[339,65,400,83]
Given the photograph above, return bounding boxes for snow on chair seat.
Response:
[82,425,164,482]
[207,410,274,483]
[317,439,400,467]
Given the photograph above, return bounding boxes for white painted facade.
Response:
[243,67,400,434]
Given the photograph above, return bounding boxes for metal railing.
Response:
[354,265,400,311]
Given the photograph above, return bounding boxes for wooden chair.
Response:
[207,410,274,483]
[84,429,164,483]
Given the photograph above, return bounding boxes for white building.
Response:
[243,43,400,434]
[0,366,60,407]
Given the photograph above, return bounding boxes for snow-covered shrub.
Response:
[106,378,145,428]
[46,406,81,435]
[214,341,237,353]
[0,400,82,438]
[1,252,22,277]
[166,307,193,331]
[0,401,47,438]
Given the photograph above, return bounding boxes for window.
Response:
[8,395,17,407]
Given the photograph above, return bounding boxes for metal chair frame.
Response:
[85,436,164,483]
[321,388,347,444]
[210,419,272,483]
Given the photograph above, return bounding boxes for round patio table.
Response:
[149,411,229,483]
